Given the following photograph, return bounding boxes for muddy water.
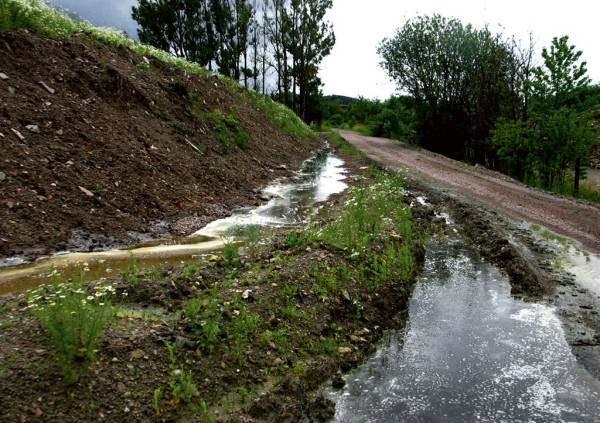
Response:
[330,238,600,422]
[0,150,347,295]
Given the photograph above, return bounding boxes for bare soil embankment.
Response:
[0,30,318,260]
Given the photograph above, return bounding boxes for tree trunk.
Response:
[574,157,581,196]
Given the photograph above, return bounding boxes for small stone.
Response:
[337,347,352,355]
[116,382,126,392]
[277,164,288,170]
[242,289,252,300]
[39,81,55,94]
[78,186,94,197]
[34,407,42,418]
[7,86,15,95]
[129,349,145,360]
[56,129,64,136]
[350,335,367,344]
[25,125,40,133]
[10,128,25,141]
[0,72,8,80]
[0,172,5,181]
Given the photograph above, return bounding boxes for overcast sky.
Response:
[320,0,600,99]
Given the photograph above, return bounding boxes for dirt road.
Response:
[340,130,600,253]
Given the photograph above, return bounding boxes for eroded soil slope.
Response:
[0,30,317,259]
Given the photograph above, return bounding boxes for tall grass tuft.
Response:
[28,282,118,383]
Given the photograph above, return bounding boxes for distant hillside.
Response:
[0,3,318,259]
[324,95,360,107]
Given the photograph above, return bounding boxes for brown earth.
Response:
[0,148,430,422]
[340,130,600,253]
[0,30,318,260]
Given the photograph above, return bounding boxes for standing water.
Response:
[0,149,347,295]
[330,237,600,422]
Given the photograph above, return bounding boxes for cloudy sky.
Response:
[50,0,599,100]
[321,0,600,99]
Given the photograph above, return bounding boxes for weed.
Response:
[286,230,305,248]
[222,241,240,267]
[228,308,261,363]
[28,282,117,383]
[152,388,162,417]
[242,225,261,261]
[180,263,200,280]
[184,288,223,352]
[121,254,140,285]
[318,337,338,355]
[272,329,289,352]
[281,283,298,299]
[166,343,198,404]
[207,110,250,149]
[280,305,300,321]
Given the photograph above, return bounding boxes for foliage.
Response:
[166,343,198,404]
[28,282,118,383]
[207,110,250,149]
[183,287,223,352]
[321,96,417,142]
[378,14,531,163]
[222,240,241,266]
[493,36,599,198]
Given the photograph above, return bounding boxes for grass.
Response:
[329,130,364,157]
[207,111,250,150]
[28,282,118,383]
[1,0,314,141]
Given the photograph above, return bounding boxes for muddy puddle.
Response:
[0,149,347,295]
[329,237,600,422]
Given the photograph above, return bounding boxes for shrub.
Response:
[28,282,117,383]
[166,343,198,404]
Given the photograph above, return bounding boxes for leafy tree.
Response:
[378,15,528,164]
[531,36,591,107]
[493,36,598,196]
[132,0,215,66]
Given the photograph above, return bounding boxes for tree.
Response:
[531,36,596,194]
[132,0,215,66]
[378,15,524,164]
[531,36,591,107]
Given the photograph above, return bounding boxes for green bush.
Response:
[28,282,117,383]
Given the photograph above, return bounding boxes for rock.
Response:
[337,346,352,355]
[78,186,94,197]
[242,289,253,300]
[350,335,367,344]
[33,407,43,418]
[25,125,40,133]
[7,86,15,95]
[10,128,25,141]
[116,382,126,392]
[0,72,8,80]
[39,81,55,94]
[0,172,5,181]
[129,349,145,360]
[277,164,288,170]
